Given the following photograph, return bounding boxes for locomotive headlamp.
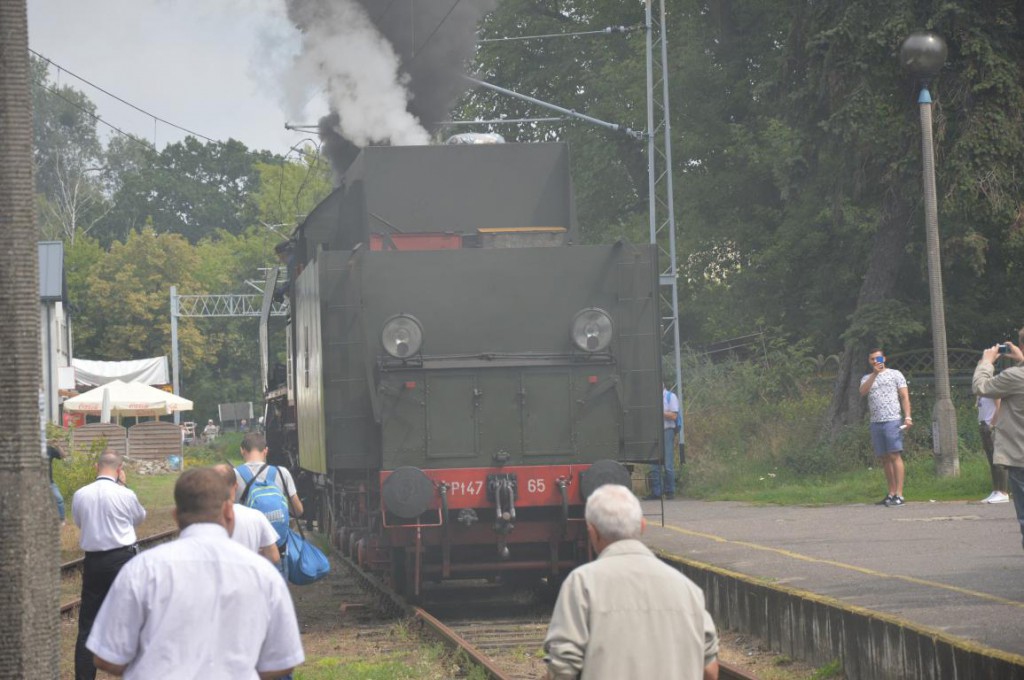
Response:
[571,308,613,353]
[382,314,423,358]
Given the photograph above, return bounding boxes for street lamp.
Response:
[899,32,959,476]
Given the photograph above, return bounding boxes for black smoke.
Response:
[287,0,498,178]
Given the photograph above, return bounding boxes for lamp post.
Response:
[900,32,959,476]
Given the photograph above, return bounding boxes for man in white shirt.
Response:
[72,451,146,680]
[234,433,304,518]
[214,462,281,565]
[859,349,913,506]
[87,467,305,679]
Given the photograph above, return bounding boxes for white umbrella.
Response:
[64,380,193,417]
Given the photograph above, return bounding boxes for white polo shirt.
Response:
[72,476,146,552]
[232,503,279,553]
[87,523,304,679]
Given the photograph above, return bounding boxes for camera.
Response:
[998,343,1011,355]
[874,356,885,364]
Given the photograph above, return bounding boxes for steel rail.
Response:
[336,552,512,678]
[60,529,180,617]
[60,529,179,579]
[61,536,760,678]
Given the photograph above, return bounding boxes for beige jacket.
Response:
[543,539,718,680]
[972,361,1024,467]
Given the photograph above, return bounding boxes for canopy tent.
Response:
[63,380,192,417]
[71,357,169,387]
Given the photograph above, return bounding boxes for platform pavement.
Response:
[641,498,1024,659]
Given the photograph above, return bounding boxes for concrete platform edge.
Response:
[657,549,1024,680]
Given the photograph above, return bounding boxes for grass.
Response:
[810,659,844,679]
[678,347,1000,506]
[296,657,419,680]
[683,451,995,505]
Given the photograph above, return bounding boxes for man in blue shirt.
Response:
[649,385,680,500]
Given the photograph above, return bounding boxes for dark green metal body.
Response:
[290,143,662,478]
[295,244,662,475]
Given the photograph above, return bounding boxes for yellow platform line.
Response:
[661,523,1024,611]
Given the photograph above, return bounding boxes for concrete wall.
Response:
[658,552,1024,680]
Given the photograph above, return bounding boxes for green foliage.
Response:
[254,155,333,229]
[96,137,279,244]
[465,1,1024,359]
[30,56,109,243]
[65,226,281,421]
[810,659,844,679]
[52,445,101,502]
[683,354,997,503]
[840,301,927,349]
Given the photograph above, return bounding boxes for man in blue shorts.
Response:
[859,348,913,506]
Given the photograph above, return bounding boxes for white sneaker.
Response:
[988,492,1010,504]
[981,492,999,503]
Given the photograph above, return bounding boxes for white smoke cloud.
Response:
[283,0,429,147]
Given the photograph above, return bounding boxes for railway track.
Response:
[60,529,179,617]
[62,532,759,678]
[341,555,759,680]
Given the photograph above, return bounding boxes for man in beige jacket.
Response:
[543,484,719,680]
[972,335,1024,550]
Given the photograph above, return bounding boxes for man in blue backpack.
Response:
[235,433,304,579]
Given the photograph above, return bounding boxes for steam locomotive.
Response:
[260,141,663,596]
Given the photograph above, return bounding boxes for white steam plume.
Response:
[284,1,429,147]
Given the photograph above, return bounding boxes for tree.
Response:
[97,137,279,244]
[0,1,60,674]
[66,226,284,422]
[30,56,110,243]
[253,152,333,231]
[74,226,206,371]
[464,0,1024,441]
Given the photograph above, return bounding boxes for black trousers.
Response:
[75,546,136,680]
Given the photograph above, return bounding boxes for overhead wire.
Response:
[29,49,319,162]
[413,0,463,56]
[36,81,153,151]
[34,64,325,246]
[30,48,219,145]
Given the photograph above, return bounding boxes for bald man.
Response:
[72,451,146,680]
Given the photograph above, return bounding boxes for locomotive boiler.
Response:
[261,141,663,596]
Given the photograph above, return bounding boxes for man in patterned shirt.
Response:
[859,348,913,506]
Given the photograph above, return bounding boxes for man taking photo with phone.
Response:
[860,349,912,507]
[973,334,1024,551]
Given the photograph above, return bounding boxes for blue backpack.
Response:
[237,463,290,547]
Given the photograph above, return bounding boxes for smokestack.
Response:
[284,0,497,178]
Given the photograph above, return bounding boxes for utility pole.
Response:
[0,1,61,675]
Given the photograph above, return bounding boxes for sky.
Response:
[27,0,327,156]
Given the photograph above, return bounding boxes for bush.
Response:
[53,444,103,501]
[682,343,992,500]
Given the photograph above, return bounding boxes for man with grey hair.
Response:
[544,484,719,680]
